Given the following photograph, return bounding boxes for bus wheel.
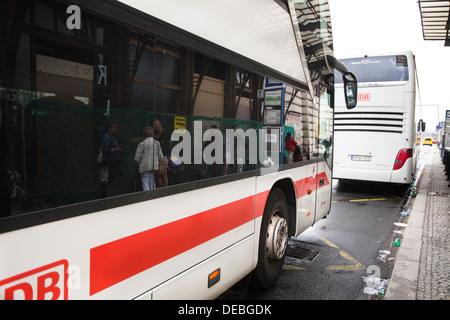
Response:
[250,188,289,289]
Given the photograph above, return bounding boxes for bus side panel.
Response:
[150,234,255,300]
[255,162,330,238]
[390,90,416,184]
[314,161,332,222]
[0,178,256,300]
[293,164,317,235]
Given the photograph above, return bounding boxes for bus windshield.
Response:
[336,55,409,83]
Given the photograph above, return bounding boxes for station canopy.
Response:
[418,0,450,46]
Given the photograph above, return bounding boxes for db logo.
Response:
[0,260,68,300]
[358,93,370,101]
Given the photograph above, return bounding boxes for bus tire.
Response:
[250,188,289,290]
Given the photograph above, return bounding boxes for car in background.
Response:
[423,137,433,146]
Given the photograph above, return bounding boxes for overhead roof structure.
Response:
[294,0,333,67]
[418,0,450,46]
[291,0,333,83]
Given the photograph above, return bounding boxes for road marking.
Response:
[333,198,387,203]
[316,235,365,271]
[283,265,307,270]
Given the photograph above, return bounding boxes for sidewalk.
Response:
[385,147,450,300]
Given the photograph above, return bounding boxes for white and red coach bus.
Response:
[0,0,356,299]
[334,52,420,184]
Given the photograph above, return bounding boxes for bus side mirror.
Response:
[343,72,357,109]
[324,55,357,109]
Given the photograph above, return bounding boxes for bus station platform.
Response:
[385,147,450,300]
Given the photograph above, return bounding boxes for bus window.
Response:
[336,55,409,83]
[0,3,269,217]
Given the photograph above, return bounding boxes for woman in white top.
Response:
[134,127,163,191]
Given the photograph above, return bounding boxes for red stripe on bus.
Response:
[89,195,256,296]
[295,172,329,198]
[89,173,330,295]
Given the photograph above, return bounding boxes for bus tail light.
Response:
[393,148,413,170]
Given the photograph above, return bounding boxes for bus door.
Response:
[314,85,334,222]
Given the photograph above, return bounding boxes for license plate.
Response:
[351,155,372,162]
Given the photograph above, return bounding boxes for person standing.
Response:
[134,127,163,191]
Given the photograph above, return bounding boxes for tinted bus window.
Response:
[336,55,409,83]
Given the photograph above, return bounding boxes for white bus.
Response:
[333,52,419,184]
[0,0,356,300]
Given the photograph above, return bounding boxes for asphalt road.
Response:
[220,177,411,300]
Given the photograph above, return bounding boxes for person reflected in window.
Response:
[134,127,163,191]
[294,144,303,162]
[284,132,297,164]
[100,122,123,197]
[154,119,169,187]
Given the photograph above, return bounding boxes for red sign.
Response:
[358,93,370,101]
[0,260,69,300]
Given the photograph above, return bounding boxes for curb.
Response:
[384,159,430,300]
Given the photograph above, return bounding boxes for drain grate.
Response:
[286,246,320,261]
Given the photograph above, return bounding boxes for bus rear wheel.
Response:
[250,188,289,290]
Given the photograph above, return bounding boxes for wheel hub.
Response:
[266,214,288,260]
